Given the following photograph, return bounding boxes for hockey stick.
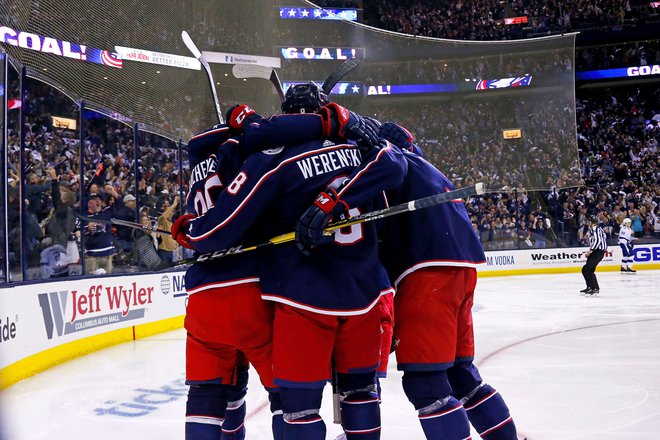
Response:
[322,58,360,95]
[76,214,171,235]
[232,64,285,102]
[181,31,224,124]
[169,182,486,267]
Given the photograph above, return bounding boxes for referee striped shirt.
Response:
[589,225,607,251]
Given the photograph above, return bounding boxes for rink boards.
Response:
[1,243,658,390]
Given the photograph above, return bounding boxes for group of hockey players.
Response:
[170,82,520,440]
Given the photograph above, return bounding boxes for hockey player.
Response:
[173,96,407,440]
[618,218,636,273]
[298,120,520,440]
[179,108,352,440]
[180,123,275,440]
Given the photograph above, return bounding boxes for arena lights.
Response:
[0,25,122,68]
[280,47,361,60]
[278,7,358,21]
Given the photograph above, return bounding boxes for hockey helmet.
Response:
[622,218,632,227]
[281,82,330,114]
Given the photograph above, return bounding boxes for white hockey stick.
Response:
[181,31,224,124]
[232,64,285,102]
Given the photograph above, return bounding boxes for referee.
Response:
[581,215,607,296]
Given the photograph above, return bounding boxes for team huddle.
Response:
[170,83,520,440]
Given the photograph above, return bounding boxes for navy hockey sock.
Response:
[280,387,326,440]
[338,373,381,439]
[268,389,284,440]
[462,384,517,440]
[402,371,470,439]
[185,383,228,440]
[418,396,471,440]
[221,398,246,439]
[221,367,248,439]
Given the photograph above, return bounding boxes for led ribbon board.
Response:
[278,7,358,21]
[1,26,122,68]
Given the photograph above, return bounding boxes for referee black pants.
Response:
[582,249,605,290]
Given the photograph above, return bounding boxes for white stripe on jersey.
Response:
[186,277,260,295]
[394,260,486,288]
[261,287,395,316]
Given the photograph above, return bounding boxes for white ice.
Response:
[1,271,659,440]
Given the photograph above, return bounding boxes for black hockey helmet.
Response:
[281,82,330,114]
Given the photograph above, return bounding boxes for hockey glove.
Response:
[379,122,419,154]
[171,213,197,250]
[318,103,380,149]
[226,104,263,134]
[295,188,349,256]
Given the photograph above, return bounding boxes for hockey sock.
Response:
[337,373,381,439]
[185,383,228,440]
[402,371,470,439]
[448,362,518,439]
[280,387,326,440]
[268,389,284,440]
[221,367,248,439]
[461,384,517,440]
[221,398,246,439]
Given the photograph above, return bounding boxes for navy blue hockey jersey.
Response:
[183,114,334,294]
[185,140,406,315]
[184,128,259,294]
[377,150,486,287]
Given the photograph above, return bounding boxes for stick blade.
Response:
[181,31,202,59]
[232,63,272,80]
[322,59,360,95]
[475,182,486,195]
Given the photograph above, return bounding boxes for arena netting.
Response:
[0,0,581,190]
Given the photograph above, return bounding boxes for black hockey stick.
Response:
[322,58,360,95]
[232,64,285,102]
[76,214,171,235]
[182,31,224,124]
[169,182,486,267]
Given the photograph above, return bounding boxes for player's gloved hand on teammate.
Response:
[318,103,380,150]
[379,122,419,154]
[171,213,197,250]
[225,104,263,135]
[295,187,349,256]
[188,124,232,164]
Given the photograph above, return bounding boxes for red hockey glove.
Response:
[171,213,197,250]
[295,188,349,256]
[318,103,380,150]
[226,104,262,134]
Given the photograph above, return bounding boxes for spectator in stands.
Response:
[156,195,180,265]
[113,194,138,263]
[84,193,115,275]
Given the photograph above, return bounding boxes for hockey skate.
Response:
[626,267,636,274]
[584,288,599,296]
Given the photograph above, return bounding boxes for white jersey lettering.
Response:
[295,149,362,179]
